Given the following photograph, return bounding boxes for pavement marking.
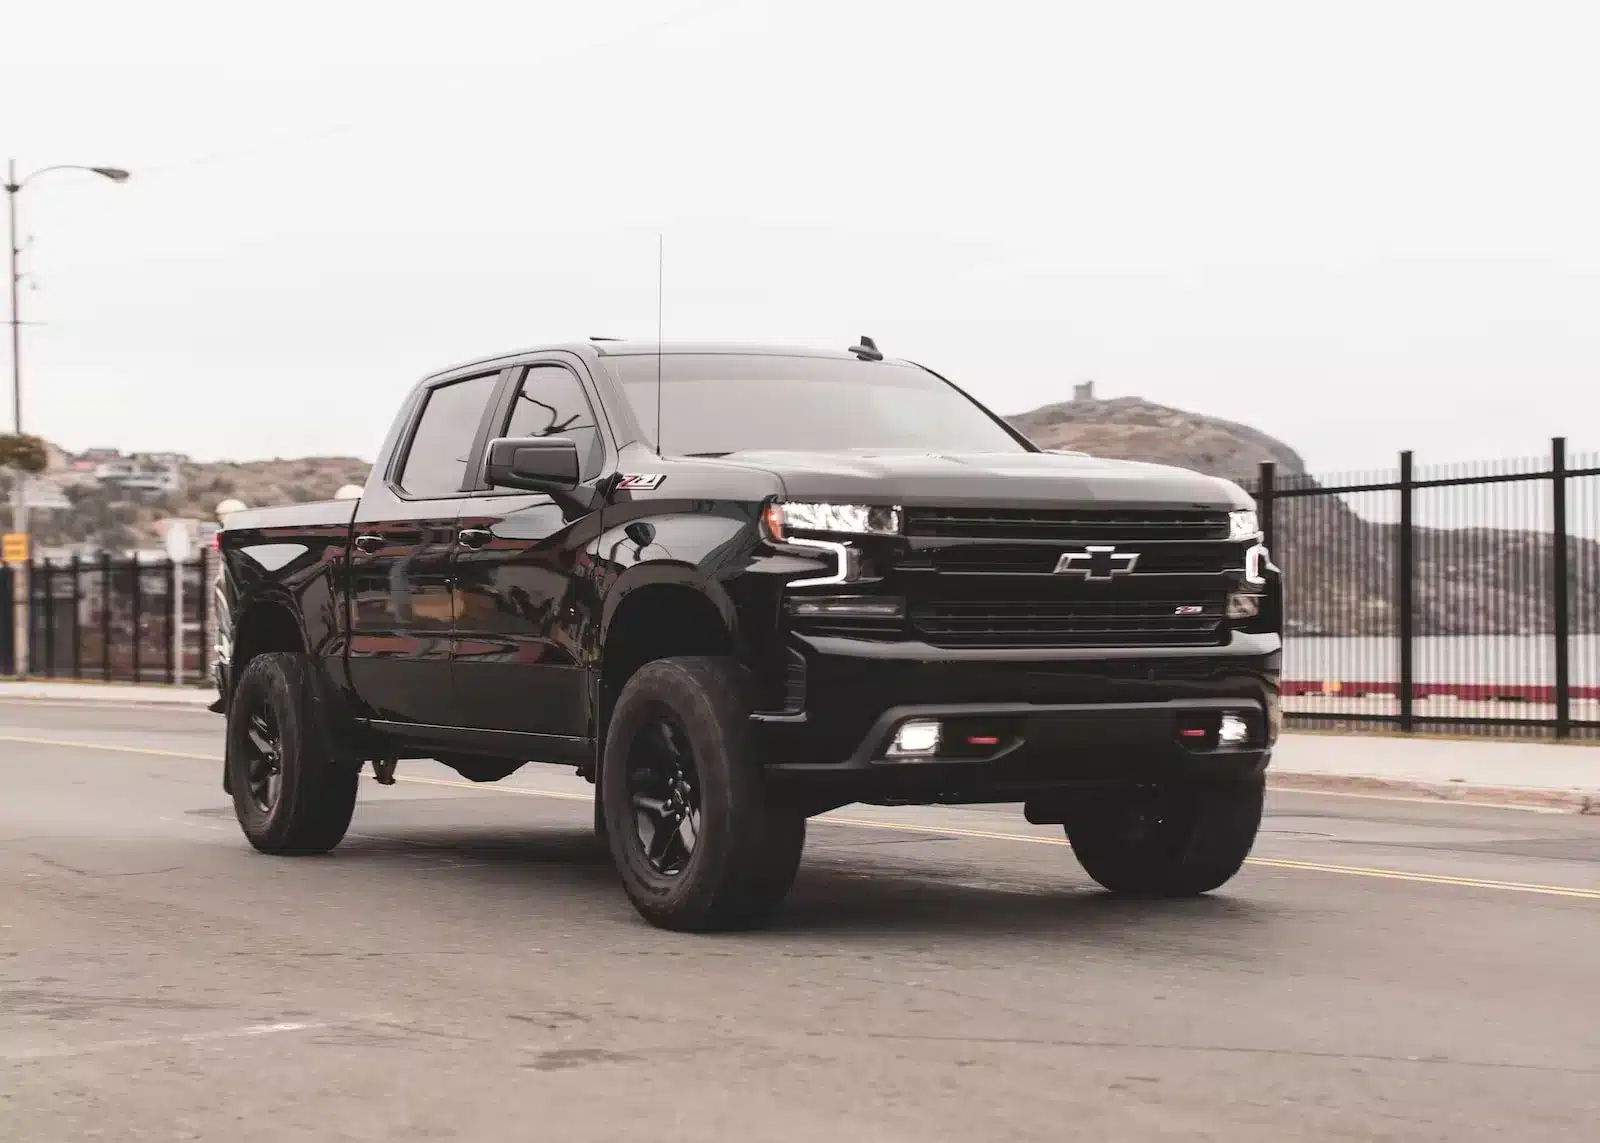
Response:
[0,733,215,760]
[2,1020,330,1064]
[4,733,1597,901]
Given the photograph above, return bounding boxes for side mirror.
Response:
[482,436,581,492]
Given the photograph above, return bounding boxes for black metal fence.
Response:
[1,552,214,686]
[1250,436,1600,740]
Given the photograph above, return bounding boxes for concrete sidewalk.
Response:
[1269,733,1597,812]
[2,678,1595,811]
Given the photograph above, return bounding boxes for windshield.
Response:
[602,353,1029,456]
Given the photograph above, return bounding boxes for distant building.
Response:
[21,476,72,512]
[1072,381,1096,403]
[76,449,187,496]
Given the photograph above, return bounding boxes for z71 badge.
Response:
[615,473,666,490]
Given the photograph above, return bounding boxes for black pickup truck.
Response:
[213,338,1281,931]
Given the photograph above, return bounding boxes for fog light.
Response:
[1226,592,1261,619]
[1218,713,1250,745]
[887,719,941,758]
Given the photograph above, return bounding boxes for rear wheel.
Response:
[226,653,359,855]
[1064,778,1264,897]
[601,657,806,932]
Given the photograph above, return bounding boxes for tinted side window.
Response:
[398,374,499,496]
[505,364,603,479]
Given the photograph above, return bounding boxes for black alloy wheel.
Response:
[626,709,702,877]
[241,704,284,815]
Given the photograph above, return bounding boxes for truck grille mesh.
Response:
[904,507,1231,543]
[909,597,1226,648]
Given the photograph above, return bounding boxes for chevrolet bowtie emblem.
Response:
[1054,546,1139,580]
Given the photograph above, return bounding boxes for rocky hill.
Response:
[1006,392,1307,487]
[19,456,372,552]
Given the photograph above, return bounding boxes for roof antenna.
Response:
[849,334,882,361]
[655,233,664,456]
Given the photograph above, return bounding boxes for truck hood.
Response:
[702,449,1248,510]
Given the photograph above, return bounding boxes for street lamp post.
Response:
[4,159,129,676]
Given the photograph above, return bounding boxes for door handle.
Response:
[457,528,492,550]
[353,534,384,554]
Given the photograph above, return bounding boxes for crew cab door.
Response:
[451,358,609,747]
[347,370,505,727]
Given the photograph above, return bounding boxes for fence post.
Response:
[41,559,55,678]
[1398,451,1415,733]
[69,555,82,679]
[1256,461,1277,555]
[1551,437,1571,739]
[0,563,12,675]
[100,553,112,680]
[130,561,142,683]
[166,558,178,685]
[197,548,211,688]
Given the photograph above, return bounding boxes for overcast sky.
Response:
[7,0,1599,473]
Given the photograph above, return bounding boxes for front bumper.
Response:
[748,631,1280,801]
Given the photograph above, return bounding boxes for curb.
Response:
[0,685,213,707]
[1268,770,1598,814]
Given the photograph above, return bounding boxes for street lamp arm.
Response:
[10,164,131,192]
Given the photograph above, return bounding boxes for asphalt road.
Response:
[1,701,1596,1142]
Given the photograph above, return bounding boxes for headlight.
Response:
[1228,509,1260,542]
[763,501,903,541]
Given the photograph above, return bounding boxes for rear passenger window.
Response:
[398,374,498,496]
[505,364,603,480]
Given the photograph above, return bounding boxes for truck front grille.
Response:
[870,506,1247,650]
[909,597,1226,649]
[904,507,1231,543]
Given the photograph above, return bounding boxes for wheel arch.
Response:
[599,573,739,708]
[227,595,308,696]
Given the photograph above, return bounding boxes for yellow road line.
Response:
[4,734,1597,901]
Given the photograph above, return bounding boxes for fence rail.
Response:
[3,439,1598,742]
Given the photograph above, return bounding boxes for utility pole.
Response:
[4,159,129,677]
[6,159,26,675]
[7,158,21,438]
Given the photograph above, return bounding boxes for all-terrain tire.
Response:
[226,653,360,856]
[1064,777,1264,897]
[601,656,807,932]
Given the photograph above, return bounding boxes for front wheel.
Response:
[601,657,806,932]
[1064,778,1264,897]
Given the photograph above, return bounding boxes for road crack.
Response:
[849,1031,1599,1075]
